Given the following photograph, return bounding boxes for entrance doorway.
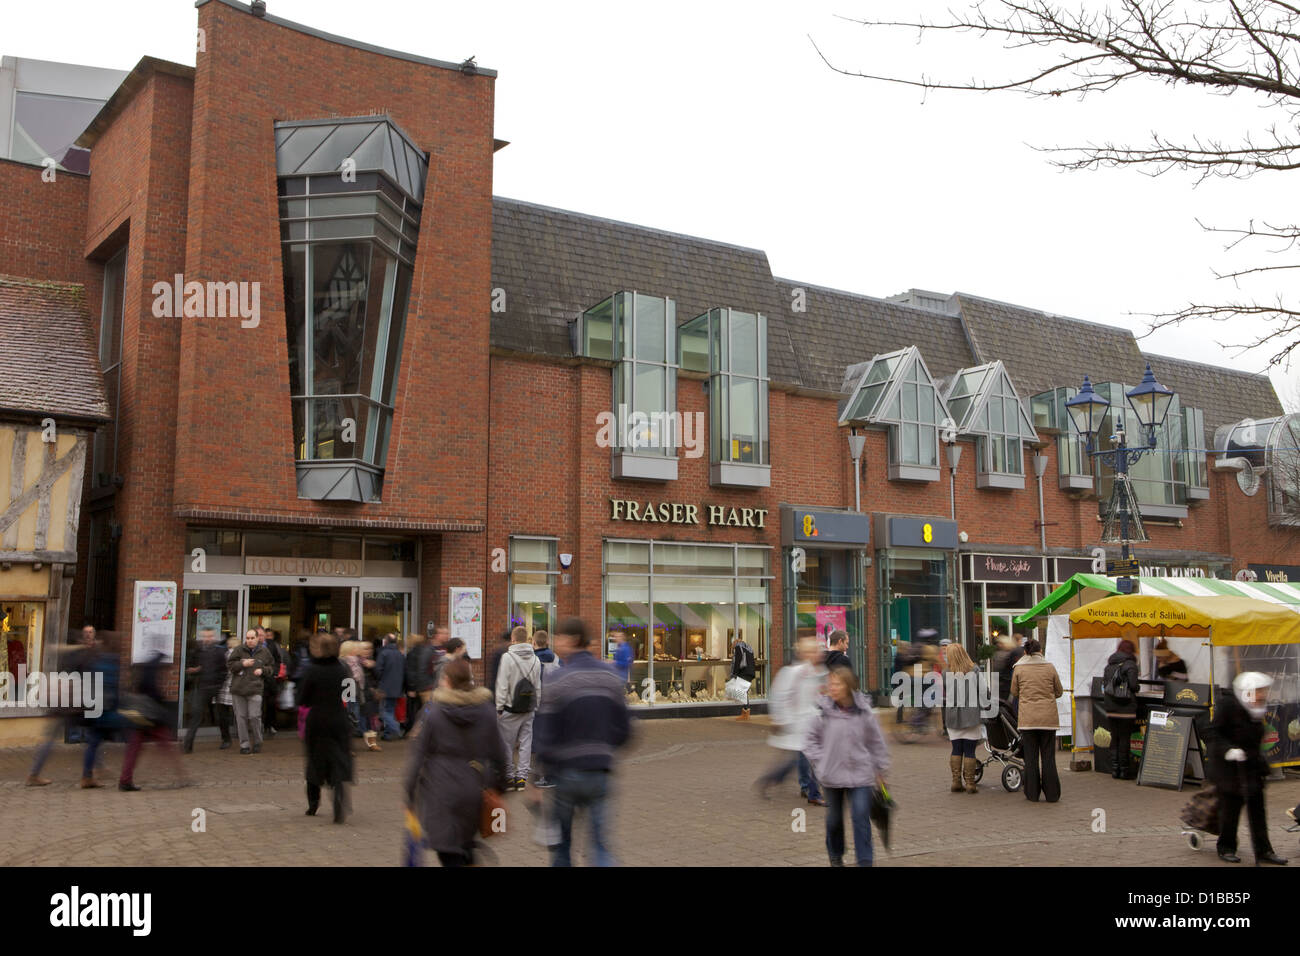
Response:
[246,585,351,650]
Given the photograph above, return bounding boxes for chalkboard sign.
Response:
[1137,710,1200,791]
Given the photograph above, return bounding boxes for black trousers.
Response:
[1110,717,1136,777]
[1021,729,1061,802]
[1218,789,1273,856]
[184,685,230,748]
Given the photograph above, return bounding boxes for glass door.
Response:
[354,589,412,646]
[179,586,245,732]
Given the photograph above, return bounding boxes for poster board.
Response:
[815,606,846,646]
[448,586,483,658]
[1137,709,1201,791]
[132,580,177,663]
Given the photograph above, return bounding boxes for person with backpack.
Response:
[731,632,758,720]
[1102,639,1141,779]
[496,626,542,791]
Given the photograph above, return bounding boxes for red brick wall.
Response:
[173,2,496,530]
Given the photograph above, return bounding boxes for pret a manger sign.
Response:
[610,499,769,529]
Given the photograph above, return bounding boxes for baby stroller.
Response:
[972,700,1025,793]
[1179,783,1221,850]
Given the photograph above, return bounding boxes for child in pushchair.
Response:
[973,700,1025,792]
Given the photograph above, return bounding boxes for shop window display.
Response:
[0,602,44,683]
[604,541,770,704]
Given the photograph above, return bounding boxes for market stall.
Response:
[1067,594,1300,768]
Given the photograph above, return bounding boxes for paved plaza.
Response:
[2,714,1298,867]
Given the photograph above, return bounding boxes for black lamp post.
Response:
[1064,365,1177,594]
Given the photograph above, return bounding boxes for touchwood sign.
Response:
[244,556,361,576]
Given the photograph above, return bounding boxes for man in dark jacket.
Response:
[825,630,852,674]
[1210,672,1287,864]
[259,627,284,737]
[376,633,406,740]
[403,632,435,732]
[184,626,231,752]
[730,632,758,720]
[229,629,275,754]
[1102,640,1140,779]
[485,629,514,700]
[533,616,631,866]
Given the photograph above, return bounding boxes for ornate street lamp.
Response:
[1065,366,1178,594]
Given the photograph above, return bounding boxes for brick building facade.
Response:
[0,0,1296,739]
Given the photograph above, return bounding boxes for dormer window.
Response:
[839,346,949,482]
[944,361,1039,490]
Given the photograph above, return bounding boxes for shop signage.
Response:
[244,556,361,577]
[1248,564,1300,583]
[781,507,871,547]
[1108,557,1141,576]
[609,499,768,529]
[1054,557,1098,580]
[1136,711,1201,791]
[875,515,958,550]
[966,553,1045,583]
[1138,564,1216,579]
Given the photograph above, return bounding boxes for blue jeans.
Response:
[549,768,614,867]
[798,753,822,801]
[380,698,403,738]
[82,725,108,779]
[824,786,873,866]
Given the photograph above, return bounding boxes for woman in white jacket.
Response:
[753,638,826,804]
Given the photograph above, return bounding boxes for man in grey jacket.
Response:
[496,628,542,791]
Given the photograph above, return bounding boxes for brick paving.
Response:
[2,714,1298,867]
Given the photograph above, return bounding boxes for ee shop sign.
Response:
[609,498,769,529]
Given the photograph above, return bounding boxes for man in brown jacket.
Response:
[1008,638,1063,803]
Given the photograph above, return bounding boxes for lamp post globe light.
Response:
[1064,365,1178,594]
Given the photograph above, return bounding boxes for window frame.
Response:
[840,346,949,482]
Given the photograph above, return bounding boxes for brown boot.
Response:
[364,731,382,751]
[949,755,963,792]
[735,708,750,721]
[962,757,979,794]
[79,776,102,789]
[26,774,52,787]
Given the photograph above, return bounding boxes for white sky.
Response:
[11,0,1300,412]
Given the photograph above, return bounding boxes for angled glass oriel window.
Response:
[681,308,770,488]
[944,361,1038,489]
[577,292,678,480]
[839,346,948,482]
[1030,386,1093,491]
[276,116,427,502]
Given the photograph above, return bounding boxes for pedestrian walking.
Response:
[1210,672,1287,865]
[1102,639,1141,779]
[533,616,631,866]
[403,631,435,733]
[183,626,232,753]
[485,629,513,703]
[376,632,406,740]
[530,630,561,788]
[118,651,190,791]
[297,630,353,824]
[1009,638,1063,802]
[941,643,985,794]
[610,625,633,687]
[753,637,826,806]
[803,667,891,867]
[79,631,126,789]
[730,631,758,720]
[990,633,1024,708]
[261,628,285,736]
[825,629,852,673]
[229,628,274,755]
[403,657,507,867]
[496,626,542,790]
[27,625,98,786]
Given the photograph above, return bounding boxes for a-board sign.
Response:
[1137,709,1201,791]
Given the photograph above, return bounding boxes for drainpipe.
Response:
[1034,452,1050,617]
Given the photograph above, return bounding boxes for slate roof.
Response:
[491,197,799,383]
[1142,352,1282,436]
[0,275,109,422]
[487,201,1285,425]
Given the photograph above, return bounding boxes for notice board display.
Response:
[1137,710,1201,791]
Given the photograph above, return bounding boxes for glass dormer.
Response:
[839,346,950,482]
[944,361,1039,489]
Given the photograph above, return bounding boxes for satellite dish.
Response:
[1237,459,1261,496]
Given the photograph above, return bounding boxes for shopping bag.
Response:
[402,807,424,867]
[870,785,897,851]
[395,696,407,724]
[297,705,310,739]
[529,794,561,847]
[479,788,506,838]
[724,676,752,703]
[277,682,296,710]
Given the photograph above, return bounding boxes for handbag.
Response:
[119,692,166,728]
